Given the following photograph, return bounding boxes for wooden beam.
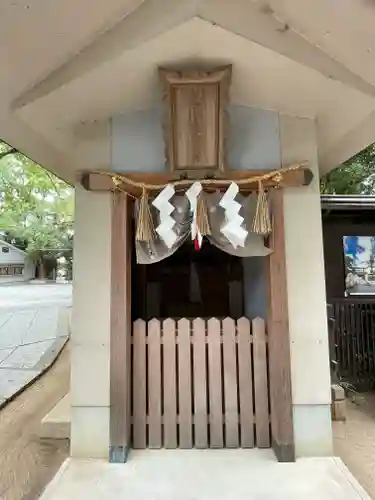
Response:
[200,0,375,99]
[12,0,195,109]
[266,189,295,462]
[80,167,313,196]
[109,192,132,462]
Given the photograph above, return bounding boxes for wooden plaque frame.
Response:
[159,65,232,178]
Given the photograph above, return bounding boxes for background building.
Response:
[0,239,35,284]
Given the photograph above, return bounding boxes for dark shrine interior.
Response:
[133,239,244,320]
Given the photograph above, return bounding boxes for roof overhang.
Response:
[2,0,375,183]
[321,195,375,211]
[0,240,27,257]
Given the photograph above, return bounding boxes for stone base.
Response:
[331,400,347,421]
[40,393,70,439]
[39,453,372,500]
[331,384,347,422]
[293,404,333,457]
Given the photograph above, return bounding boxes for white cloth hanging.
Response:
[135,191,272,264]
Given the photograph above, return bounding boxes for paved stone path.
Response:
[0,284,72,406]
[0,283,72,310]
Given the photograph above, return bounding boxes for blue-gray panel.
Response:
[228,106,280,171]
[111,105,280,172]
[111,107,165,172]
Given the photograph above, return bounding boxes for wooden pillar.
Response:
[267,189,295,462]
[109,192,132,462]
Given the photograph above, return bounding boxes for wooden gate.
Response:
[131,317,270,449]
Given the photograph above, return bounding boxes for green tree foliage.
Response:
[321,144,375,194]
[0,141,74,278]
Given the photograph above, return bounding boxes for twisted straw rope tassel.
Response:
[252,181,272,235]
[136,187,155,242]
[196,191,211,236]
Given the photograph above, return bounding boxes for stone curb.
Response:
[0,337,69,411]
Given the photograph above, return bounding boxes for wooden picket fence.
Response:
[131,317,270,449]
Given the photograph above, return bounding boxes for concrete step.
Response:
[40,393,70,439]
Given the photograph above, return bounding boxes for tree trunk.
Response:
[39,259,46,280]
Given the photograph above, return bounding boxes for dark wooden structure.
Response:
[80,167,313,197]
[267,189,294,461]
[133,242,244,320]
[322,195,375,389]
[110,192,132,462]
[330,298,375,389]
[322,195,375,299]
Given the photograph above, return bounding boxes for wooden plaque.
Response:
[159,65,232,176]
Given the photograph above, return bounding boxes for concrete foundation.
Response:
[40,393,70,439]
[39,451,371,500]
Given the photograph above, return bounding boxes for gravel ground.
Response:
[333,392,375,500]
[0,344,69,500]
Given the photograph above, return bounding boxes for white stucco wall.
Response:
[279,115,332,457]
[70,186,112,458]
[0,242,35,283]
[0,244,25,264]
[0,262,35,284]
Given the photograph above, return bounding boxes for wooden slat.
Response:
[367,304,373,382]
[267,188,294,461]
[178,318,193,448]
[222,317,239,447]
[163,319,177,448]
[133,319,147,449]
[109,192,132,462]
[350,305,357,382]
[148,319,162,448]
[237,317,254,448]
[371,304,375,376]
[207,318,223,448]
[253,317,270,448]
[193,318,208,448]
